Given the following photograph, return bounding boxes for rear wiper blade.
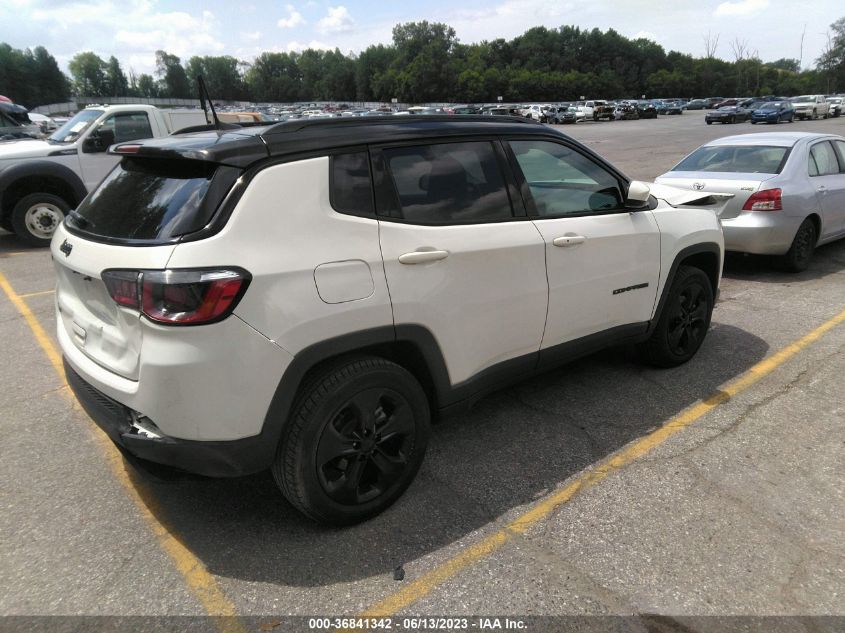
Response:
[68,209,92,230]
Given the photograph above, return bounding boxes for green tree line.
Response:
[2,18,844,108]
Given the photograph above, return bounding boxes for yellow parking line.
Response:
[0,272,245,633]
[361,307,845,617]
[19,289,55,299]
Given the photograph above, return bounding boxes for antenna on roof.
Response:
[196,75,234,131]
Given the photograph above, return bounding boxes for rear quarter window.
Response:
[330,152,374,217]
[68,158,240,242]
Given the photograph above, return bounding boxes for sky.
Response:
[0,0,840,77]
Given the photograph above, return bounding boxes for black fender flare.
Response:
[0,159,88,211]
[647,242,722,336]
[253,324,454,472]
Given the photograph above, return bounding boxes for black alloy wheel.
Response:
[273,356,430,525]
[316,387,414,505]
[664,282,709,358]
[640,265,714,367]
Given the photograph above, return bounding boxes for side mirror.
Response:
[625,180,651,209]
[82,128,115,153]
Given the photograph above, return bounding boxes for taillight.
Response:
[102,268,250,325]
[102,270,141,308]
[742,188,782,211]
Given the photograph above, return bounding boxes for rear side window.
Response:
[673,145,789,174]
[99,112,154,143]
[835,141,845,173]
[330,152,374,216]
[68,158,239,242]
[382,141,512,224]
[809,141,840,176]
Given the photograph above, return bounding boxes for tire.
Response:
[779,218,816,273]
[272,356,431,525]
[640,266,714,368]
[706,120,712,125]
[11,193,70,247]
[750,120,757,125]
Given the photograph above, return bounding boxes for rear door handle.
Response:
[553,235,586,247]
[398,250,449,265]
[817,185,827,193]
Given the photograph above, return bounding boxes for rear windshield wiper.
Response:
[68,209,92,230]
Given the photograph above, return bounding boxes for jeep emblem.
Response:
[59,239,73,257]
[692,182,706,191]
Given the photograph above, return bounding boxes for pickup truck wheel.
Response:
[779,218,816,273]
[11,193,69,247]
[641,266,713,368]
[273,357,430,525]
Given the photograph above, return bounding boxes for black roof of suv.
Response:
[111,116,546,167]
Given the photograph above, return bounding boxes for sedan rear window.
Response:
[68,158,240,242]
[673,145,789,174]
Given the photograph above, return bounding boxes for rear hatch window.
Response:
[67,158,240,243]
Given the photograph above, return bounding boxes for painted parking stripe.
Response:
[0,271,246,633]
[360,306,845,617]
[18,288,56,299]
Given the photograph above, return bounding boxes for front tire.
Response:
[779,218,816,273]
[11,193,70,247]
[273,357,430,525]
[640,266,714,368]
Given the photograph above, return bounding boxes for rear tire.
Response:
[640,266,714,368]
[273,356,430,525]
[779,218,816,273]
[11,193,70,247]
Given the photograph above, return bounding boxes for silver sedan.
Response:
[656,132,845,271]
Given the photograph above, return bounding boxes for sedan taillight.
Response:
[742,188,782,212]
[102,268,251,325]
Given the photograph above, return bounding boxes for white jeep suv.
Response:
[54,116,724,524]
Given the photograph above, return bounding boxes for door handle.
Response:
[553,235,586,247]
[398,250,449,265]
[817,185,827,193]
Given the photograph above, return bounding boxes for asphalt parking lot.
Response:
[2,111,844,632]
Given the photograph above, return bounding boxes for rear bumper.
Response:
[65,358,275,477]
[720,212,801,255]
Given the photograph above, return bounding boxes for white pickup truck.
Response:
[0,104,208,245]
[790,95,831,121]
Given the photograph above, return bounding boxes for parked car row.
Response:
[703,95,841,126]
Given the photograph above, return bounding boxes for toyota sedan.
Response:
[655,132,845,271]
